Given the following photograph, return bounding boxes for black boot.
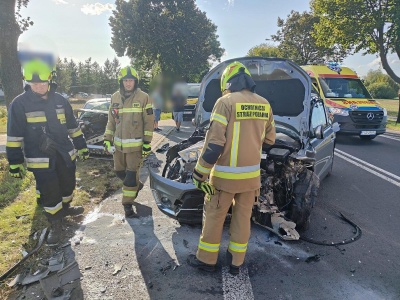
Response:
[47,220,62,246]
[187,254,216,272]
[226,250,240,276]
[123,204,137,218]
[63,203,84,216]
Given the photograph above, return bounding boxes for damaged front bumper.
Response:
[149,168,204,224]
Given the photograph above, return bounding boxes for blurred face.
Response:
[29,82,49,97]
[123,79,135,91]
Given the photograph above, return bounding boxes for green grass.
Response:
[0,155,122,296]
[387,120,400,131]
[375,99,399,118]
[160,112,172,120]
[0,104,6,134]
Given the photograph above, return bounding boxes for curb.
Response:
[152,126,175,151]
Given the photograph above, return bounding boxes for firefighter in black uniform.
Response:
[6,59,89,245]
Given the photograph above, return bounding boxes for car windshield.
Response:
[187,85,200,98]
[319,77,372,99]
[84,102,110,111]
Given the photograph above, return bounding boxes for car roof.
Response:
[86,98,110,103]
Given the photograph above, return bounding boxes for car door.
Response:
[310,100,336,179]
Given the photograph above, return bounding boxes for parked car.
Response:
[149,57,339,240]
[75,98,111,154]
[183,83,201,121]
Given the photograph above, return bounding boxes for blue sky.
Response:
[20,0,400,77]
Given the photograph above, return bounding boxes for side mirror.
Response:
[314,125,324,139]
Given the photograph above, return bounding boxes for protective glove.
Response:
[142,142,151,158]
[193,177,215,196]
[103,140,112,154]
[78,148,89,160]
[9,164,26,179]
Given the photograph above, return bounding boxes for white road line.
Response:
[222,266,254,300]
[380,134,400,142]
[335,149,400,182]
[335,153,400,188]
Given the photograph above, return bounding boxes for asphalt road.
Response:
[15,124,400,299]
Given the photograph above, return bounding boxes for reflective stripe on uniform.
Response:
[119,108,143,113]
[212,164,260,180]
[26,157,50,168]
[114,137,143,148]
[198,239,220,253]
[105,129,114,135]
[56,109,66,123]
[36,190,40,199]
[68,127,83,138]
[195,162,211,175]
[271,120,275,127]
[44,202,63,215]
[210,112,228,126]
[230,121,240,167]
[62,194,73,203]
[228,241,248,253]
[69,149,77,161]
[26,111,47,123]
[145,104,152,109]
[6,136,23,147]
[122,189,137,198]
[144,131,153,137]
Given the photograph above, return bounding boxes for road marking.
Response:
[222,266,254,300]
[380,134,400,142]
[335,150,400,188]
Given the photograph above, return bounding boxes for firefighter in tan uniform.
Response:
[103,66,154,218]
[187,62,276,275]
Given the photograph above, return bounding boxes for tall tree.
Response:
[271,10,347,65]
[363,69,399,99]
[311,0,400,121]
[247,44,282,58]
[0,0,33,108]
[109,0,224,80]
[56,58,71,94]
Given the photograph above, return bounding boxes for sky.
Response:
[19,0,400,77]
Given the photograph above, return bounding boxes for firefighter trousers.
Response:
[196,189,259,266]
[113,150,143,205]
[34,154,76,221]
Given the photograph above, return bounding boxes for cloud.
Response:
[53,0,68,4]
[367,57,381,68]
[81,3,115,15]
[227,0,234,6]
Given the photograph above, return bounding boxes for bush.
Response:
[368,82,397,99]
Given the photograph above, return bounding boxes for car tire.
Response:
[360,135,376,140]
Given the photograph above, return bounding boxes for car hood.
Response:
[196,57,313,140]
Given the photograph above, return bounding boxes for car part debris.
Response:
[183,239,189,248]
[156,143,170,153]
[305,254,321,263]
[21,268,50,285]
[300,211,362,246]
[48,252,65,272]
[0,228,47,282]
[112,264,123,275]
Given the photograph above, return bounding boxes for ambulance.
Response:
[302,64,387,140]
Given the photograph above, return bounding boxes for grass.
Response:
[375,99,399,118]
[0,104,6,134]
[161,112,172,120]
[0,155,122,297]
[386,120,400,131]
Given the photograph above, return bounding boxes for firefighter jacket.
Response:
[104,88,154,153]
[6,84,87,171]
[193,90,276,193]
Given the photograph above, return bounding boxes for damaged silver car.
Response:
[149,57,338,240]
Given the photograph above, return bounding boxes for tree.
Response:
[311,0,400,121]
[247,43,282,58]
[0,0,33,108]
[56,58,71,94]
[271,10,348,65]
[109,0,224,81]
[363,69,399,99]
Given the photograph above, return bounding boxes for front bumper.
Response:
[334,115,387,135]
[183,109,196,119]
[149,168,204,224]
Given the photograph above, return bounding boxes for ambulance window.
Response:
[311,101,327,129]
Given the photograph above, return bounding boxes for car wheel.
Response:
[360,135,376,140]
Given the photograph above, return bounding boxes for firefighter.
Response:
[103,66,154,218]
[6,59,89,246]
[187,61,276,275]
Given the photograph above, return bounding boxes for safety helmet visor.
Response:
[23,60,52,82]
[118,66,139,81]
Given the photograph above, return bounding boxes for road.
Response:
[14,124,400,299]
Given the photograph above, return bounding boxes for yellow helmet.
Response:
[220,61,251,92]
[23,59,53,82]
[118,66,139,81]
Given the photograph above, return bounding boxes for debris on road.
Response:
[274,241,283,246]
[156,143,170,153]
[112,263,123,275]
[305,254,321,263]
[183,239,189,248]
